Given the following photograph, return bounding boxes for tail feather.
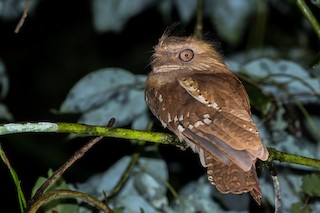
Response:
[206,154,262,205]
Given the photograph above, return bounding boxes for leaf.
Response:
[291,202,310,213]
[174,0,197,23]
[281,173,303,211]
[92,0,157,32]
[241,58,320,103]
[302,174,320,197]
[61,68,140,112]
[60,68,149,128]
[0,144,26,212]
[72,156,169,213]
[0,103,14,121]
[132,113,151,130]
[0,0,40,20]
[0,59,9,99]
[204,0,254,45]
[172,176,223,212]
[0,60,13,121]
[311,0,320,8]
[240,76,272,115]
[32,169,79,213]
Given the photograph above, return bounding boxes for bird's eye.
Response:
[179,49,194,62]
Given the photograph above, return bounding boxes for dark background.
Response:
[0,0,319,212]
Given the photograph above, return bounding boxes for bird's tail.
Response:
[206,154,262,205]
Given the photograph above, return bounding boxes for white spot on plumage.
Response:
[178,79,221,111]
[168,113,172,122]
[197,94,207,103]
[177,124,185,132]
[174,115,178,122]
[194,120,204,128]
[162,107,166,111]
[187,112,190,117]
[199,148,206,167]
[203,118,212,124]
[179,114,184,121]
[158,94,163,102]
[203,114,210,118]
[190,87,197,92]
[188,124,194,130]
[208,102,220,110]
[160,120,167,128]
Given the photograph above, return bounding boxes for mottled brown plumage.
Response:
[145,34,268,204]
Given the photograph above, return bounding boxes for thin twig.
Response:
[104,121,153,200]
[28,189,112,213]
[266,163,282,213]
[15,0,30,33]
[25,118,115,212]
[295,101,320,142]
[139,161,178,198]
[104,152,140,200]
[272,175,282,213]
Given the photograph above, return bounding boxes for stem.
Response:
[247,0,268,49]
[295,101,320,142]
[26,119,115,212]
[296,0,320,39]
[104,152,140,199]
[271,174,282,213]
[28,189,112,213]
[15,0,30,33]
[266,163,282,213]
[194,0,203,39]
[26,136,105,211]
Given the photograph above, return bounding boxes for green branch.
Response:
[0,122,180,146]
[267,148,320,169]
[1,122,320,169]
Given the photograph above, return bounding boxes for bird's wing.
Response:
[174,73,268,171]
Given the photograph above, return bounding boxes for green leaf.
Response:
[31,169,53,196]
[240,75,272,115]
[31,169,79,213]
[0,144,26,213]
[290,202,310,213]
[302,173,320,197]
[241,58,320,104]
[113,207,125,213]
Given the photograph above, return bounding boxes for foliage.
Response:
[1,0,320,212]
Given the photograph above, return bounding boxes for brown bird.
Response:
[145,34,269,204]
